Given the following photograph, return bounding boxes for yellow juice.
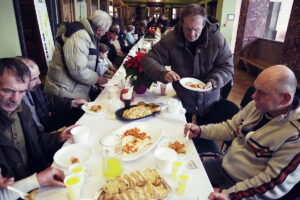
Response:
[66,177,80,185]
[71,167,83,173]
[177,175,189,195]
[103,157,123,179]
[172,161,183,180]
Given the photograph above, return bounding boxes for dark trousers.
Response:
[185,112,219,153]
[203,159,236,189]
[45,108,84,132]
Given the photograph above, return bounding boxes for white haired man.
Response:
[45,10,112,100]
[185,65,300,199]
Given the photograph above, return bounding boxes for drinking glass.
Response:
[99,135,123,179]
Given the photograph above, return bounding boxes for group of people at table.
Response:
[0,3,299,200]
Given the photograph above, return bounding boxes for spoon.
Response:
[7,186,29,200]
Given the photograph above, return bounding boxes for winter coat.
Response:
[141,17,233,116]
[44,18,99,99]
[0,101,62,181]
[27,85,73,131]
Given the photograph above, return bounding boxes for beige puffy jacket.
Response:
[44,18,99,99]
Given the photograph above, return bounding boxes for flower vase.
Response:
[134,85,147,94]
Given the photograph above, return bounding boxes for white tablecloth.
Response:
[37,38,213,200]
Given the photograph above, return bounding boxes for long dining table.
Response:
[37,37,213,200]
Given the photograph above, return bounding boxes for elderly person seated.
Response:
[125,25,138,47]
[0,58,77,189]
[185,65,300,200]
[0,167,65,200]
[44,10,112,100]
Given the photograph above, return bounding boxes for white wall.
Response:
[0,0,21,58]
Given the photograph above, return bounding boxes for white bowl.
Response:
[70,126,90,144]
[154,147,177,170]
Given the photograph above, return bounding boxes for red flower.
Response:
[123,52,154,91]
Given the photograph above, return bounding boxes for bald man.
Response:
[15,57,87,132]
[185,65,300,199]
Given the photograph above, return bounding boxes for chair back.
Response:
[240,86,255,108]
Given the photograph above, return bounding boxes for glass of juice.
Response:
[99,135,123,179]
[64,174,82,200]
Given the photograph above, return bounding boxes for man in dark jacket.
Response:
[0,58,75,182]
[141,4,233,152]
[16,57,87,132]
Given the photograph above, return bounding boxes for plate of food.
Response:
[53,144,94,168]
[95,168,171,200]
[102,122,162,161]
[82,102,105,114]
[180,77,209,92]
[115,101,161,121]
[158,137,195,159]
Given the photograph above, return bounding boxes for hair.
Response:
[271,65,297,95]
[108,26,119,35]
[180,4,207,23]
[14,56,37,70]
[88,10,112,31]
[127,25,135,32]
[99,43,110,53]
[0,58,31,82]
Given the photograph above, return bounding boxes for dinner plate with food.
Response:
[115,101,161,121]
[95,168,171,200]
[179,77,210,92]
[53,144,94,168]
[102,122,162,161]
[82,102,105,115]
[158,137,195,159]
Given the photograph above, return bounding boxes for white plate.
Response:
[102,122,162,161]
[180,77,209,92]
[82,102,106,115]
[158,137,195,159]
[54,144,94,168]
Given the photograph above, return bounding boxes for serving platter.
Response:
[115,105,160,121]
[102,122,162,161]
[94,169,172,200]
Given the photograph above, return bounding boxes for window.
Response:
[109,5,113,16]
[172,8,176,19]
[263,0,294,42]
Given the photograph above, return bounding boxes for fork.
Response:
[185,123,192,140]
[7,186,29,200]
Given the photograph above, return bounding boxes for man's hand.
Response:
[36,167,65,187]
[109,66,117,73]
[204,81,213,91]
[58,124,80,142]
[208,191,229,200]
[71,99,88,108]
[0,169,14,189]
[164,71,180,83]
[184,123,201,138]
[97,76,108,85]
